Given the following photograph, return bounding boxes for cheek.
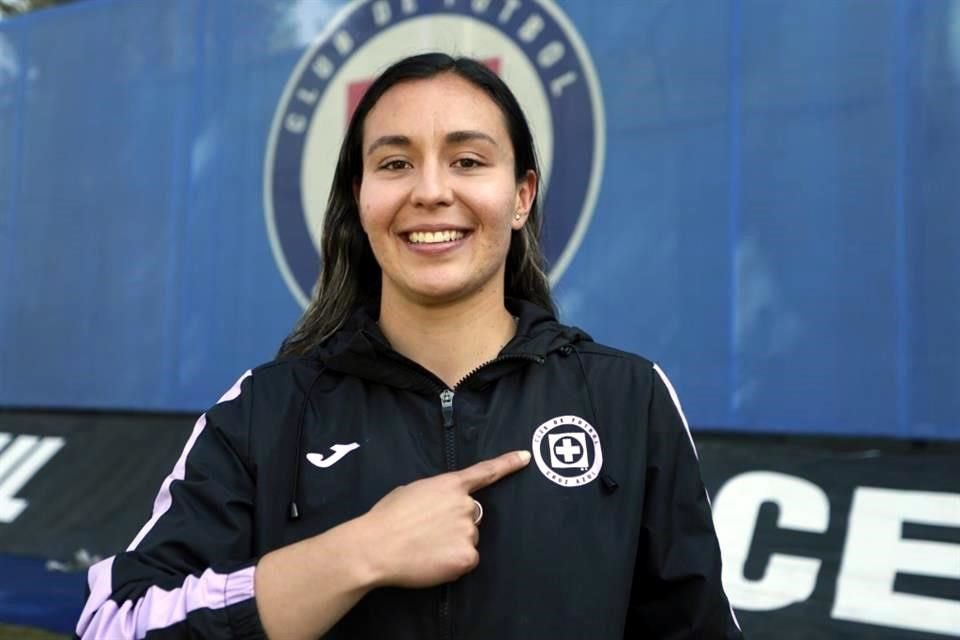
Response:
[359,178,409,219]
[463,189,516,228]
[357,192,391,234]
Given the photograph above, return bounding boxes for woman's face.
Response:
[356,73,536,308]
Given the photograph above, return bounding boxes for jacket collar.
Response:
[313,298,592,392]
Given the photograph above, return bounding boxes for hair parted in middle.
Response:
[279,52,556,358]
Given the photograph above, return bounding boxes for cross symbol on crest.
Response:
[554,437,583,464]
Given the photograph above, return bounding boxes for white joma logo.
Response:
[306,443,360,469]
[0,432,65,523]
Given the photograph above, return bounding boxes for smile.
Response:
[406,230,467,244]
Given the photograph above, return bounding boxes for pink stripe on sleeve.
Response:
[76,565,256,639]
[127,371,251,551]
[76,371,257,638]
[76,556,117,636]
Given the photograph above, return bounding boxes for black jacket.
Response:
[76,300,743,639]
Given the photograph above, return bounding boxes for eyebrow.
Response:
[445,130,498,147]
[366,135,410,157]
[365,130,499,157]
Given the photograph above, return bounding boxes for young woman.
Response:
[77,53,743,640]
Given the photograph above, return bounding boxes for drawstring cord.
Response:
[566,344,599,427]
[565,343,619,494]
[289,370,325,520]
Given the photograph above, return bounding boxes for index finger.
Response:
[456,450,532,492]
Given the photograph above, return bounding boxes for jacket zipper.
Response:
[453,353,543,389]
[439,387,456,640]
[436,353,543,640]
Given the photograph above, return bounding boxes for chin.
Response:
[403,274,490,305]
[388,266,502,307]
[410,284,472,306]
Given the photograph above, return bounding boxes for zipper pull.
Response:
[439,389,455,428]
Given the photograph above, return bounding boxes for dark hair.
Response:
[278,52,555,357]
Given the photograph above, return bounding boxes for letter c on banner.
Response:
[712,471,830,611]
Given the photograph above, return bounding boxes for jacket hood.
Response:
[311,298,592,393]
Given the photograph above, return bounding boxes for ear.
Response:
[512,170,537,230]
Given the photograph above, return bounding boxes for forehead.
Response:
[363,73,510,143]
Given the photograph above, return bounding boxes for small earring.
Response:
[514,212,522,221]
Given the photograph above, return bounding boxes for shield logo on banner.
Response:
[264,0,605,308]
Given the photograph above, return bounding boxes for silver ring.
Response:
[472,499,483,525]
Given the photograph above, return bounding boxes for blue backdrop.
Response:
[1,0,958,440]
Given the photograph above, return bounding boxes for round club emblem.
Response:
[264,0,606,307]
[531,415,603,487]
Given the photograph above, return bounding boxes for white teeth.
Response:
[408,230,465,244]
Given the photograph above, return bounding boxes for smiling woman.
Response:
[76,53,742,640]
[356,73,538,382]
[360,76,531,296]
[279,55,553,368]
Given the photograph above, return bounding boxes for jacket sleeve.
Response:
[623,364,743,639]
[75,371,267,640]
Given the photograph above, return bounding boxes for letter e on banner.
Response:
[833,487,960,637]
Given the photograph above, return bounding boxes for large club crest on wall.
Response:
[264,0,605,307]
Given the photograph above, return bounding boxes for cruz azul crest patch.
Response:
[531,415,603,487]
[264,0,606,307]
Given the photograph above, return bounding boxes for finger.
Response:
[457,450,531,492]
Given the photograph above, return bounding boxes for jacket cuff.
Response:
[224,564,267,639]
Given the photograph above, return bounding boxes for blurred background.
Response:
[1,0,958,638]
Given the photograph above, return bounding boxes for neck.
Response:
[378,287,517,389]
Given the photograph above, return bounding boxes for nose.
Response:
[410,160,453,209]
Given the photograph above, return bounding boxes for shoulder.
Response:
[248,355,326,385]
[202,357,328,453]
[571,340,654,371]
[573,342,682,400]
[548,337,659,398]
[209,356,327,416]
[539,316,657,380]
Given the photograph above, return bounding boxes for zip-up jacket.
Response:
[76,299,743,639]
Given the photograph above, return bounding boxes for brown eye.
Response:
[454,158,483,169]
[380,159,411,171]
